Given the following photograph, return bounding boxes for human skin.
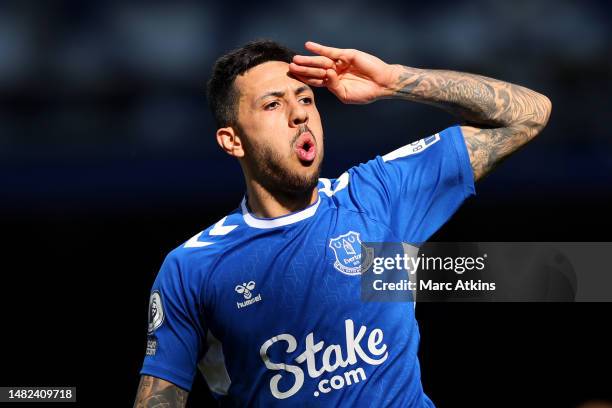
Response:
[216,61,325,218]
[134,40,552,407]
[290,41,551,182]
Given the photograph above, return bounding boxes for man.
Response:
[134,40,551,407]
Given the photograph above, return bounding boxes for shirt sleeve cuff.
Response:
[140,363,195,392]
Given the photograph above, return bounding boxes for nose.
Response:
[289,99,308,127]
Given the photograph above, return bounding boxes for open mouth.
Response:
[295,132,316,163]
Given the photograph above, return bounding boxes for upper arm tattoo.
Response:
[461,125,525,181]
[134,375,188,408]
[390,66,552,180]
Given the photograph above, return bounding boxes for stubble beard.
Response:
[245,127,323,197]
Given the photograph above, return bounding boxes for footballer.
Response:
[134,40,551,407]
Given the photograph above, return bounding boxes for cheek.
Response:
[250,111,284,136]
[248,129,291,160]
[309,109,323,134]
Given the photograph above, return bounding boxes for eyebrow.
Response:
[256,85,312,104]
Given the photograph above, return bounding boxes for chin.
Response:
[284,172,320,195]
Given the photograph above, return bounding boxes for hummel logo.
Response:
[235,281,262,309]
[235,281,256,299]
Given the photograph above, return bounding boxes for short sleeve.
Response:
[332,125,475,243]
[140,252,206,391]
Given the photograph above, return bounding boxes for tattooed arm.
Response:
[134,375,188,408]
[290,42,552,181]
[386,66,552,180]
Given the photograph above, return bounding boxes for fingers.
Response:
[288,63,327,79]
[290,72,326,87]
[291,55,335,70]
[290,42,346,92]
[297,76,326,87]
[304,41,345,60]
[289,64,339,89]
[291,71,340,94]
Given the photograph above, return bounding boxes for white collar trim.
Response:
[241,194,321,229]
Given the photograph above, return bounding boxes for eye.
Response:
[264,101,280,110]
[300,97,313,105]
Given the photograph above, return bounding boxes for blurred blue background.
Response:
[1,0,610,213]
[1,1,611,406]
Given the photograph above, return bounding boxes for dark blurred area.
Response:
[1,0,611,406]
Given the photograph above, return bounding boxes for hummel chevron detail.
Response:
[184,217,239,248]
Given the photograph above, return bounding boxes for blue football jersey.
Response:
[140,125,475,407]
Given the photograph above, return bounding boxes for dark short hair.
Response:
[206,40,296,128]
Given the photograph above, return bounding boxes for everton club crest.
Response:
[329,231,374,276]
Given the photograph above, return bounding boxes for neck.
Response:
[244,179,318,218]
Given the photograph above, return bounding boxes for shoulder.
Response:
[163,207,245,275]
[317,127,453,198]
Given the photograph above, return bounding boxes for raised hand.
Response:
[289,41,397,105]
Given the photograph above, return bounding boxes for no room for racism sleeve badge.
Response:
[147,290,165,333]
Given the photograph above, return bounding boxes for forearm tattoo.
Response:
[134,376,188,408]
[392,66,552,180]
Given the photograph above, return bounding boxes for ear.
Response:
[216,126,245,158]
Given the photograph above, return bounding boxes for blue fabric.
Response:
[140,125,474,406]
